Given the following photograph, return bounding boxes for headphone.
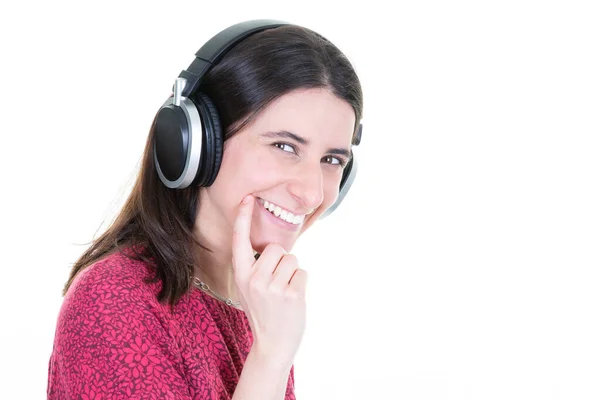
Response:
[153,19,362,219]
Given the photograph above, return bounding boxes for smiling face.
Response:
[196,87,356,254]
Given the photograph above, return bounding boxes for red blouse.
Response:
[47,249,296,399]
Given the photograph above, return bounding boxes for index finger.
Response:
[232,195,256,273]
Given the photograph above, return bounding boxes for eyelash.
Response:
[273,142,347,168]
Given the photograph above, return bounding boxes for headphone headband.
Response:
[179,19,290,97]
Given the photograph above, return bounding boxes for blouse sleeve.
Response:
[47,265,192,400]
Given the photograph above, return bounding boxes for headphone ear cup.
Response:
[192,93,223,187]
[319,155,358,219]
[154,95,205,189]
[154,104,190,184]
[339,156,354,191]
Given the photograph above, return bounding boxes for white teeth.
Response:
[259,198,305,225]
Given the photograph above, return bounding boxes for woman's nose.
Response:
[287,162,325,210]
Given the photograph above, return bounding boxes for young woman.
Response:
[47,20,363,400]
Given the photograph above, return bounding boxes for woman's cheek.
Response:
[255,155,284,180]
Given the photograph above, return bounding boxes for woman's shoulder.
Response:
[49,249,193,399]
[62,248,164,316]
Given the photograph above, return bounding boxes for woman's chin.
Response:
[249,206,303,254]
[250,232,297,255]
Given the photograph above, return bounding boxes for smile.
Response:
[258,198,306,225]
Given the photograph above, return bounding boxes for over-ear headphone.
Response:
[153,19,362,219]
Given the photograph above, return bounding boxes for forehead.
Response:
[249,88,356,144]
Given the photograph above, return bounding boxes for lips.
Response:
[257,198,306,226]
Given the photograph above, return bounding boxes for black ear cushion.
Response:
[195,93,223,186]
[340,155,354,191]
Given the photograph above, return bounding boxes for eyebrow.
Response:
[262,130,352,159]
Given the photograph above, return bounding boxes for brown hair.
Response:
[63,25,364,307]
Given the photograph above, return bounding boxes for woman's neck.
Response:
[192,244,239,301]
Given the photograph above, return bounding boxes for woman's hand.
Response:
[232,195,308,367]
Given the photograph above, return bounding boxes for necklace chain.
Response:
[191,276,242,309]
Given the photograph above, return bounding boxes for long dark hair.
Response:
[63,25,364,307]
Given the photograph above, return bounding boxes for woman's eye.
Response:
[274,143,296,154]
[324,156,345,167]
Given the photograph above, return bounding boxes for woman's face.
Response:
[198,88,356,254]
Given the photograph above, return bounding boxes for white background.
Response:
[1,0,599,399]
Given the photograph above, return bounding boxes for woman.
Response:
[47,19,363,399]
